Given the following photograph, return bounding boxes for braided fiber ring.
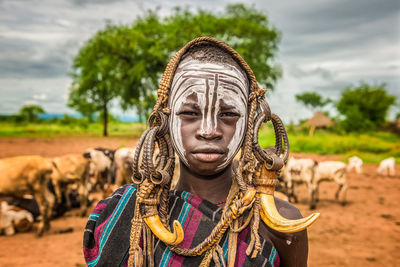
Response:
[132,128,151,183]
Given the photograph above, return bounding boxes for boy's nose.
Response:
[196,126,222,140]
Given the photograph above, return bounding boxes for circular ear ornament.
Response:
[252,99,320,233]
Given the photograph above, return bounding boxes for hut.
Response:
[304,111,334,135]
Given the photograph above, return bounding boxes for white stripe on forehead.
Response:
[169,61,249,103]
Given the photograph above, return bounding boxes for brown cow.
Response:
[51,153,91,217]
[0,155,54,236]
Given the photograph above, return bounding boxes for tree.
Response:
[69,24,133,136]
[119,4,282,116]
[67,88,97,122]
[336,83,397,132]
[18,105,45,122]
[295,92,331,112]
[162,4,281,89]
[69,4,281,132]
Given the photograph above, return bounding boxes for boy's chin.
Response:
[186,162,232,178]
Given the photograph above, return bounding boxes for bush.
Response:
[336,83,396,132]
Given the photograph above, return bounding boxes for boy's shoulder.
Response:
[274,196,303,220]
[260,197,308,267]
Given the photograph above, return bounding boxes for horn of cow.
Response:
[143,216,184,246]
[256,165,320,233]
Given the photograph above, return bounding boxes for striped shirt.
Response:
[83,184,280,266]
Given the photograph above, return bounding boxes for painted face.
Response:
[169,58,249,174]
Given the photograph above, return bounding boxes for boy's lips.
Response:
[192,152,223,162]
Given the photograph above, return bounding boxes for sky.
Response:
[0,0,399,122]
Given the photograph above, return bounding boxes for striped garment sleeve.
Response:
[83,185,130,263]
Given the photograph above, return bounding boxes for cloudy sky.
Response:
[0,0,399,122]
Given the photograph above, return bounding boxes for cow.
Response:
[1,183,81,222]
[114,147,135,187]
[377,157,396,177]
[0,155,54,236]
[51,154,90,217]
[83,147,116,190]
[313,161,348,209]
[348,156,363,174]
[0,201,34,236]
[280,157,318,206]
[281,158,348,209]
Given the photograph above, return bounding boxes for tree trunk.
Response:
[103,104,108,137]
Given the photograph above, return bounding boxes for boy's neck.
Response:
[175,162,232,204]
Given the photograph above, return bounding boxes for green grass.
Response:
[0,121,146,138]
[258,125,399,164]
[1,121,398,164]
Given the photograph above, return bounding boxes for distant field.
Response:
[0,121,146,138]
[0,121,398,163]
[258,125,399,164]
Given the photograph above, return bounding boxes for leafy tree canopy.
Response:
[336,83,397,132]
[18,105,45,122]
[69,4,281,134]
[295,92,331,112]
[68,88,98,122]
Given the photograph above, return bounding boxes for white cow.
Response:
[313,161,348,208]
[114,147,136,186]
[348,156,363,174]
[280,157,317,207]
[0,201,34,236]
[377,157,396,177]
[84,148,115,189]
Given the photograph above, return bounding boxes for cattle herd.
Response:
[278,156,396,209]
[0,147,138,237]
[0,147,396,237]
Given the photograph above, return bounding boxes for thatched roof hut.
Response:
[305,111,334,128]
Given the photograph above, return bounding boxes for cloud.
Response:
[0,52,70,78]
[22,99,38,106]
[0,34,81,78]
[289,65,335,80]
[0,77,73,114]
[0,0,398,121]
[32,93,47,101]
[71,0,128,7]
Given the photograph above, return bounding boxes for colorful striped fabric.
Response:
[83,184,280,267]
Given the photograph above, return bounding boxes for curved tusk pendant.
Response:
[143,216,184,245]
[259,193,320,233]
[255,165,320,233]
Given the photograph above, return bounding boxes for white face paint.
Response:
[169,59,249,171]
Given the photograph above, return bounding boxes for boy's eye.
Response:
[177,110,200,116]
[220,112,240,118]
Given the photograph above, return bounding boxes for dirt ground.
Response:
[0,137,138,159]
[0,137,399,267]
